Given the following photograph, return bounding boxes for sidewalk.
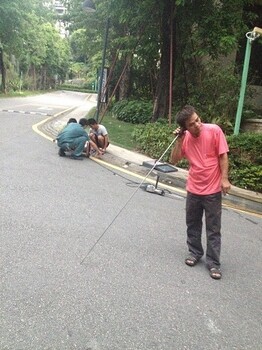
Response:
[39,105,262,216]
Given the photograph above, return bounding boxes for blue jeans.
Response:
[186,191,222,269]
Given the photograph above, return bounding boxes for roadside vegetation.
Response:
[0,0,261,192]
[93,105,262,193]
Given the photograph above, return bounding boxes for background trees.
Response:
[66,0,261,127]
[1,0,261,131]
[0,0,70,92]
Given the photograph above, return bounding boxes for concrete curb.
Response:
[36,106,262,217]
[100,151,262,216]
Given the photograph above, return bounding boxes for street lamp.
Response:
[83,0,109,121]
[234,26,262,135]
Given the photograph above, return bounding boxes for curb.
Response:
[35,107,262,217]
[99,152,262,216]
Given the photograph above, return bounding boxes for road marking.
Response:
[32,117,54,141]
[0,109,51,116]
[38,107,53,110]
[32,116,262,218]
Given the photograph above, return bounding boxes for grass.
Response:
[87,109,138,150]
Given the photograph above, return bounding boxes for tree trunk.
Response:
[152,0,174,121]
[0,48,7,93]
[119,54,132,100]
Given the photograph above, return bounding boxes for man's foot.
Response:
[209,268,222,280]
[185,255,199,267]
[58,148,66,157]
[89,149,97,157]
[70,155,83,160]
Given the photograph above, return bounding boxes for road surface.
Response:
[0,92,261,350]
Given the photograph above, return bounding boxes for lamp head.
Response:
[83,0,96,12]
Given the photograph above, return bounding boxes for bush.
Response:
[133,123,262,192]
[227,133,262,192]
[229,165,262,192]
[59,84,94,93]
[132,122,174,161]
[112,100,152,124]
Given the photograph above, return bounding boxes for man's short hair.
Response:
[79,118,89,127]
[176,105,196,129]
[67,118,77,124]
[87,118,97,126]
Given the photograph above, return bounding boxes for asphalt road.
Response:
[0,92,262,350]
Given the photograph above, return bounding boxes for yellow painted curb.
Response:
[32,115,262,219]
[90,156,186,195]
[32,117,54,141]
[32,106,78,141]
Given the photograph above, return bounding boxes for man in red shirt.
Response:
[171,105,231,279]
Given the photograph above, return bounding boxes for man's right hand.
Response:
[173,127,185,138]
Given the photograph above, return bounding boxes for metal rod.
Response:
[80,134,180,264]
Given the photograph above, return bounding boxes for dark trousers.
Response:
[186,191,222,269]
[59,136,88,157]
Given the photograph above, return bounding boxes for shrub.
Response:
[227,133,262,164]
[133,123,261,192]
[227,133,262,192]
[112,100,152,124]
[229,165,262,192]
[58,84,94,93]
[132,122,174,161]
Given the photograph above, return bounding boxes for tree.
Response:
[152,0,175,121]
[0,0,25,92]
[0,0,71,92]
[66,0,258,122]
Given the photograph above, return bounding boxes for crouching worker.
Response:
[86,118,109,154]
[56,118,89,160]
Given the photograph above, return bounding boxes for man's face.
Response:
[91,123,98,131]
[185,112,202,137]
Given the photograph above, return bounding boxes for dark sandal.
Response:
[209,268,222,280]
[185,256,198,267]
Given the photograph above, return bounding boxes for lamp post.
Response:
[83,0,109,121]
[234,27,262,135]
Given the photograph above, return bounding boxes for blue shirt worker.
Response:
[56,118,89,160]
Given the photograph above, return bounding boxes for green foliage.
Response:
[185,62,244,134]
[180,0,248,59]
[132,122,174,161]
[58,84,94,93]
[0,0,71,92]
[69,62,87,79]
[227,133,262,192]
[229,165,262,192]
[112,100,152,124]
[133,124,262,192]
[227,133,262,165]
